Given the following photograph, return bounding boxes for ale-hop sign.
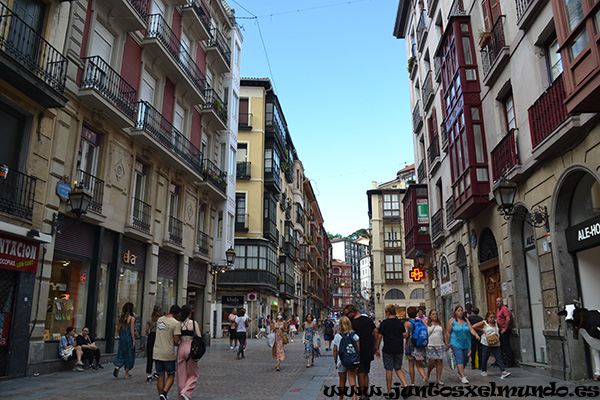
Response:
[0,233,39,274]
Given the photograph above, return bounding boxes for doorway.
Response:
[478,228,500,315]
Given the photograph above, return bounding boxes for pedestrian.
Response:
[467,307,484,369]
[154,305,181,400]
[375,305,408,397]
[265,315,272,335]
[300,313,321,367]
[228,308,238,349]
[404,306,427,385]
[58,326,84,371]
[416,307,428,323]
[272,311,287,371]
[113,302,136,379]
[323,315,335,351]
[235,308,250,359]
[76,327,103,369]
[425,310,447,385]
[333,316,360,400]
[256,315,265,339]
[471,311,511,379]
[344,304,376,400]
[288,314,297,342]
[177,305,201,400]
[496,297,514,367]
[465,303,473,319]
[445,305,480,384]
[146,305,163,381]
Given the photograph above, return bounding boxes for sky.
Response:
[233,0,414,237]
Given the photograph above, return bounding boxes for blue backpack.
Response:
[338,333,360,369]
[411,319,429,347]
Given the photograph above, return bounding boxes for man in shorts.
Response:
[344,304,377,400]
[153,305,181,400]
[228,308,238,349]
[375,305,408,394]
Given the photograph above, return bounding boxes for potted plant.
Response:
[478,29,493,49]
[407,56,416,74]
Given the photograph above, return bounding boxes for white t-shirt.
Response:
[481,322,500,347]
[235,316,249,333]
[332,332,360,368]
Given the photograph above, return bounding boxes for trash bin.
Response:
[203,332,211,347]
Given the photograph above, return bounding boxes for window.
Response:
[384,289,406,299]
[229,147,235,177]
[78,126,101,177]
[197,202,206,232]
[410,288,425,299]
[232,93,238,122]
[236,193,246,227]
[217,211,223,238]
[383,193,400,217]
[265,147,280,174]
[547,38,563,82]
[383,224,402,247]
[564,0,584,32]
[132,160,147,225]
[481,0,502,31]
[503,93,516,131]
[239,98,249,127]
[169,183,179,218]
[234,44,241,67]
[234,243,277,274]
[385,254,403,280]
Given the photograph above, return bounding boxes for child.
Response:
[333,316,360,400]
[471,312,511,379]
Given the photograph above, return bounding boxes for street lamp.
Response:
[211,247,236,338]
[51,181,93,235]
[492,177,549,230]
[296,281,301,296]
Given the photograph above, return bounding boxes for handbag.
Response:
[283,333,289,345]
[313,332,321,348]
[446,349,457,370]
[267,332,275,348]
[61,346,74,361]
[486,332,500,346]
[187,318,206,361]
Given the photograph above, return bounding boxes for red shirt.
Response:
[496,304,510,329]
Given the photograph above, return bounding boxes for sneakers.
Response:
[180,394,190,400]
[501,371,511,379]
[480,371,488,377]
[96,363,104,369]
[159,394,168,400]
[76,360,84,366]
[230,346,234,349]
[74,366,84,372]
[460,376,469,384]
[89,364,96,370]
[255,335,259,339]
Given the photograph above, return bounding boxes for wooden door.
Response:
[483,265,501,315]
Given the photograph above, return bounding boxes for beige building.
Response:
[395,0,600,379]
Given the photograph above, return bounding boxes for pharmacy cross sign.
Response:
[410,266,424,282]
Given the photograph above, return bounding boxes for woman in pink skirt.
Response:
[177,305,201,400]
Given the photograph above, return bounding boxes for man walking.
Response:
[154,305,181,400]
[467,307,483,369]
[344,304,377,400]
[228,308,238,349]
[496,297,514,367]
[76,327,103,369]
[375,305,408,395]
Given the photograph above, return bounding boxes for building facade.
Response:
[331,260,353,312]
[394,0,600,379]
[331,238,368,307]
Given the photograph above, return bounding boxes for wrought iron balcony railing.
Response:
[416,9,427,48]
[0,169,36,221]
[131,197,151,232]
[431,208,444,241]
[236,161,251,179]
[412,100,423,133]
[135,101,203,175]
[208,28,231,66]
[528,74,569,148]
[417,159,426,183]
[0,0,67,94]
[445,197,455,227]
[448,0,466,19]
[76,169,104,214]
[422,70,434,107]
[81,56,137,120]
[183,0,210,33]
[203,159,226,193]
[481,16,507,77]
[440,123,448,150]
[427,135,440,172]
[203,87,228,125]
[491,129,518,182]
[196,230,209,254]
[129,0,149,21]
[168,215,183,245]
[515,0,535,21]
[146,14,206,94]
[434,56,441,82]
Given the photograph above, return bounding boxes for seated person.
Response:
[76,327,103,369]
[59,326,84,371]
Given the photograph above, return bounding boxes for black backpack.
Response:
[186,318,206,361]
[338,333,360,369]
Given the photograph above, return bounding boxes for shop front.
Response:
[187,259,206,328]
[221,295,244,337]
[156,249,178,314]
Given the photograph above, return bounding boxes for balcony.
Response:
[434,56,441,82]
[195,230,209,255]
[201,159,227,197]
[219,269,278,291]
[481,16,509,85]
[264,163,281,193]
[235,213,249,231]
[445,197,458,230]
[130,197,151,233]
[427,136,441,174]
[427,0,439,17]
[263,218,278,243]
[0,169,36,221]
[76,169,104,214]
[265,100,286,152]
[515,0,545,30]
[416,9,428,52]
[440,123,448,151]
[431,208,444,244]
[491,129,518,182]
[412,100,423,133]
[202,87,227,129]
[206,28,231,73]
[402,184,431,259]
[417,159,426,183]
[448,0,466,19]
[239,113,252,130]
[452,167,491,220]
[144,14,206,104]
[179,0,211,42]
[236,161,251,180]
[528,75,569,149]
[0,1,67,108]
[102,0,147,31]
[131,101,204,178]
[421,70,434,109]
[79,56,137,128]
[167,215,183,245]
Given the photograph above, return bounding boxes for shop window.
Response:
[45,257,90,341]
[95,263,109,339]
[116,267,143,338]
[156,275,175,316]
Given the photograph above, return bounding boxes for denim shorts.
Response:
[451,346,469,366]
[155,360,176,375]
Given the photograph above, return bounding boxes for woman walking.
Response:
[323,316,335,351]
[404,306,427,385]
[288,314,297,342]
[471,312,511,379]
[300,314,321,368]
[177,305,201,400]
[446,305,480,384]
[145,305,162,381]
[272,312,287,371]
[332,316,360,400]
[114,302,136,379]
[235,308,250,359]
[425,310,447,385]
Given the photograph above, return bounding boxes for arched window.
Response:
[410,288,425,299]
[384,289,406,299]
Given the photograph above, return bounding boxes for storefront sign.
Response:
[566,215,600,253]
[440,281,452,296]
[223,296,244,307]
[123,250,138,265]
[0,233,39,273]
[417,199,429,224]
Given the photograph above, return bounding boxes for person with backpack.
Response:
[404,306,428,385]
[344,304,377,400]
[333,316,361,400]
[177,305,201,400]
[375,305,408,397]
[445,305,480,384]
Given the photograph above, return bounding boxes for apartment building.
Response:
[331,238,368,307]
[367,166,425,321]
[331,260,353,312]
[0,0,242,376]
[394,0,600,379]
